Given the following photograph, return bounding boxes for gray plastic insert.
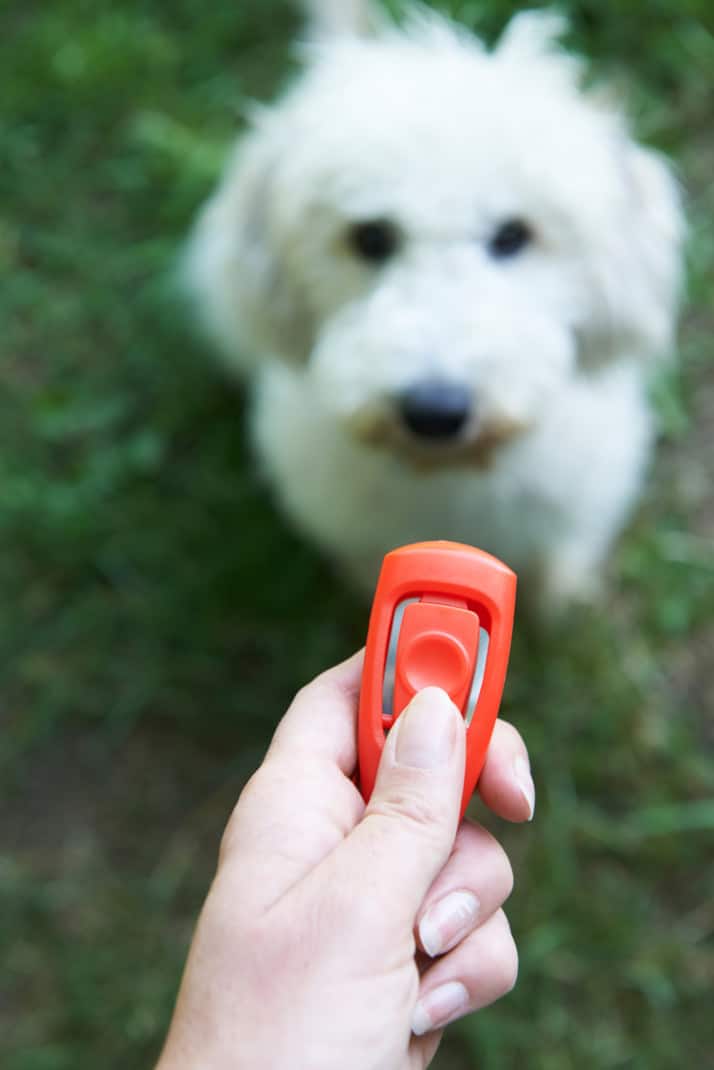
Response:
[382,597,490,726]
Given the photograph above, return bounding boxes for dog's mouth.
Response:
[404,419,530,470]
[348,408,531,470]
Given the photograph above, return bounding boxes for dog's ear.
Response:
[301,0,384,38]
[498,9,568,52]
[577,139,684,368]
[613,141,684,361]
[626,143,684,356]
[496,11,582,90]
[496,13,684,366]
[185,118,315,373]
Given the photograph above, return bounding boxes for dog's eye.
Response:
[348,220,400,264]
[488,219,533,259]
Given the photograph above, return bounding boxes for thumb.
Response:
[345,688,466,922]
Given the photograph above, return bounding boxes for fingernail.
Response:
[412,981,470,1036]
[419,891,481,958]
[395,688,458,770]
[513,756,536,821]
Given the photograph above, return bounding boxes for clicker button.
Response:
[393,601,480,716]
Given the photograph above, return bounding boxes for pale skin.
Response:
[157,651,535,1070]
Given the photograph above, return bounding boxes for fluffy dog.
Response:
[187,1,683,607]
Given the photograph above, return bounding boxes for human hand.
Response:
[157,651,534,1070]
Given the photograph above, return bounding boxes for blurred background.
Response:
[1,2,712,1067]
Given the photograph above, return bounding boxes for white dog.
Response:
[187,1,683,607]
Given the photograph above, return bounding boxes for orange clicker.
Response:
[358,542,517,820]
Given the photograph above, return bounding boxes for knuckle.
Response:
[499,849,515,902]
[496,718,525,751]
[480,834,515,899]
[369,784,451,845]
[289,680,314,714]
[294,671,343,710]
[491,720,530,772]
[292,679,316,707]
[456,824,514,902]
[217,763,275,864]
[492,911,519,995]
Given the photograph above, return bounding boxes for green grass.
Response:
[1,2,713,1067]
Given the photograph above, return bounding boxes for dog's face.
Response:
[189,9,682,465]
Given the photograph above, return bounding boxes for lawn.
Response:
[1,2,713,1068]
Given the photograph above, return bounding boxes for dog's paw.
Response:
[530,552,604,619]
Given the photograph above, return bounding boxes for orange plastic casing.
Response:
[358,542,517,820]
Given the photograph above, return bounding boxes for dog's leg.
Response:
[537,546,603,610]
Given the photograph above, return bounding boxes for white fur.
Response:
[187,2,683,605]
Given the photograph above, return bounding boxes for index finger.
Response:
[268,648,364,774]
[217,652,366,913]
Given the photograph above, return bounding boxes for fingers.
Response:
[268,649,364,774]
[339,688,466,925]
[218,652,366,910]
[476,719,535,822]
[412,910,518,1036]
[408,1031,444,1070]
[416,821,513,958]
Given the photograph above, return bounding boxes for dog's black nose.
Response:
[399,381,472,441]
